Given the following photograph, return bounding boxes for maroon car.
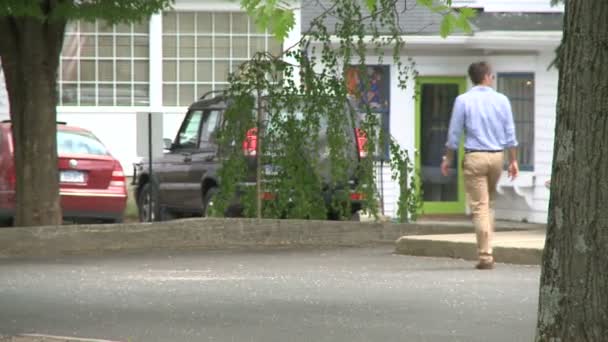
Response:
[0,121,127,225]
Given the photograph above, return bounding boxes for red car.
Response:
[0,121,127,225]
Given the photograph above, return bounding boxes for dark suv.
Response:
[133,93,368,222]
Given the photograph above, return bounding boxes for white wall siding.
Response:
[530,51,558,222]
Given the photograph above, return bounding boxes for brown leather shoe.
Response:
[475,260,495,270]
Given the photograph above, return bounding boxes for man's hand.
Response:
[441,158,450,177]
[508,160,519,180]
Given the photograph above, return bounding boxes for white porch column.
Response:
[149,13,163,111]
[282,8,302,86]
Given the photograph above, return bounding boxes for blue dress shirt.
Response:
[445,86,518,151]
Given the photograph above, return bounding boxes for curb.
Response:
[394,236,543,265]
[0,218,487,259]
[0,217,542,260]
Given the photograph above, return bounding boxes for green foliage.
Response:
[213,0,474,221]
[240,0,295,41]
[437,6,476,38]
[389,138,423,222]
[241,0,475,53]
[0,0,174,23]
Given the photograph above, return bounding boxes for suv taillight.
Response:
[355,128,368,159]
[109,162,126,189]
[242,128,257,156]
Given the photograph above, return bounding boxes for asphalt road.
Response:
[0,247,540,342]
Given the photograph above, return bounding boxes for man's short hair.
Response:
[468,62,491,85]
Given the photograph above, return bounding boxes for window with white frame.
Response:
[59,20,150,106]
[162,11,282,106]
[497,73,535,170]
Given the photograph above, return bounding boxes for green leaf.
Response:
[416,0,434,8]
[432,5,450,12]
[456,13,473,34]
[440,14,455,38]
[269,9,295,42]
[365,0,377,12]
[241,0,294,42]
[459,7,477,18]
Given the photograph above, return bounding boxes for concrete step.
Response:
[395,230,546,265]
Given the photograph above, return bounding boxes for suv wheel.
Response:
[138,182,160,222]
[202,187,217,217]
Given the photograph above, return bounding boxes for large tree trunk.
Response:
[535,0,608,340]
[0,17,66,227]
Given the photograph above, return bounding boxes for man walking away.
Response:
[441,61,519,270]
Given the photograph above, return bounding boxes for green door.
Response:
[415,77,467,214]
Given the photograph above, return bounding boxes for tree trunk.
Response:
[535,0,608,340]
[0,17,66,227]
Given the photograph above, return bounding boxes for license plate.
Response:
[60,170,85,183]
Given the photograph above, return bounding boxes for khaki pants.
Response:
[463,152,504,262]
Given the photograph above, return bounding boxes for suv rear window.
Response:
[57,130,108,156]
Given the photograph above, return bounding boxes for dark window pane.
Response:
[197,61,212,82]
[163,12,177,33]
[232,13,248,33]
[179,12,195,33]
[134,61,149,82]
[179,84,196,106]
[98,36,114,58]
[196,13,213,33]
[61,83,78,105]
[98,84,114,106]
[232,37,248,58]
[163,84,177,106]
[80,61,95,82]
[163,36,177,58]
[116,61,132,82]
[179,36,195,58]
[179,61,195,82]
[116,84,132,106]
[61,59,78,82]
[134,36,149,57]
[79,84,96,105]
[163,61,177,82]
[116,36,131,57]
[214,13,230,34]
[196,36,212,58]
[134,85,150,106]
[420,83,459,202]
[497,73,535,170]
[98,61,114,82]
[214,37,230,58]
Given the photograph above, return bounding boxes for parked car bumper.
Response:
[60,189,127,217]
[0,189,126,221]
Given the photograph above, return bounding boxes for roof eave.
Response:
[317,31,562,51]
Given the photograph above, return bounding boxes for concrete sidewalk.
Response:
[395,229,546,265]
